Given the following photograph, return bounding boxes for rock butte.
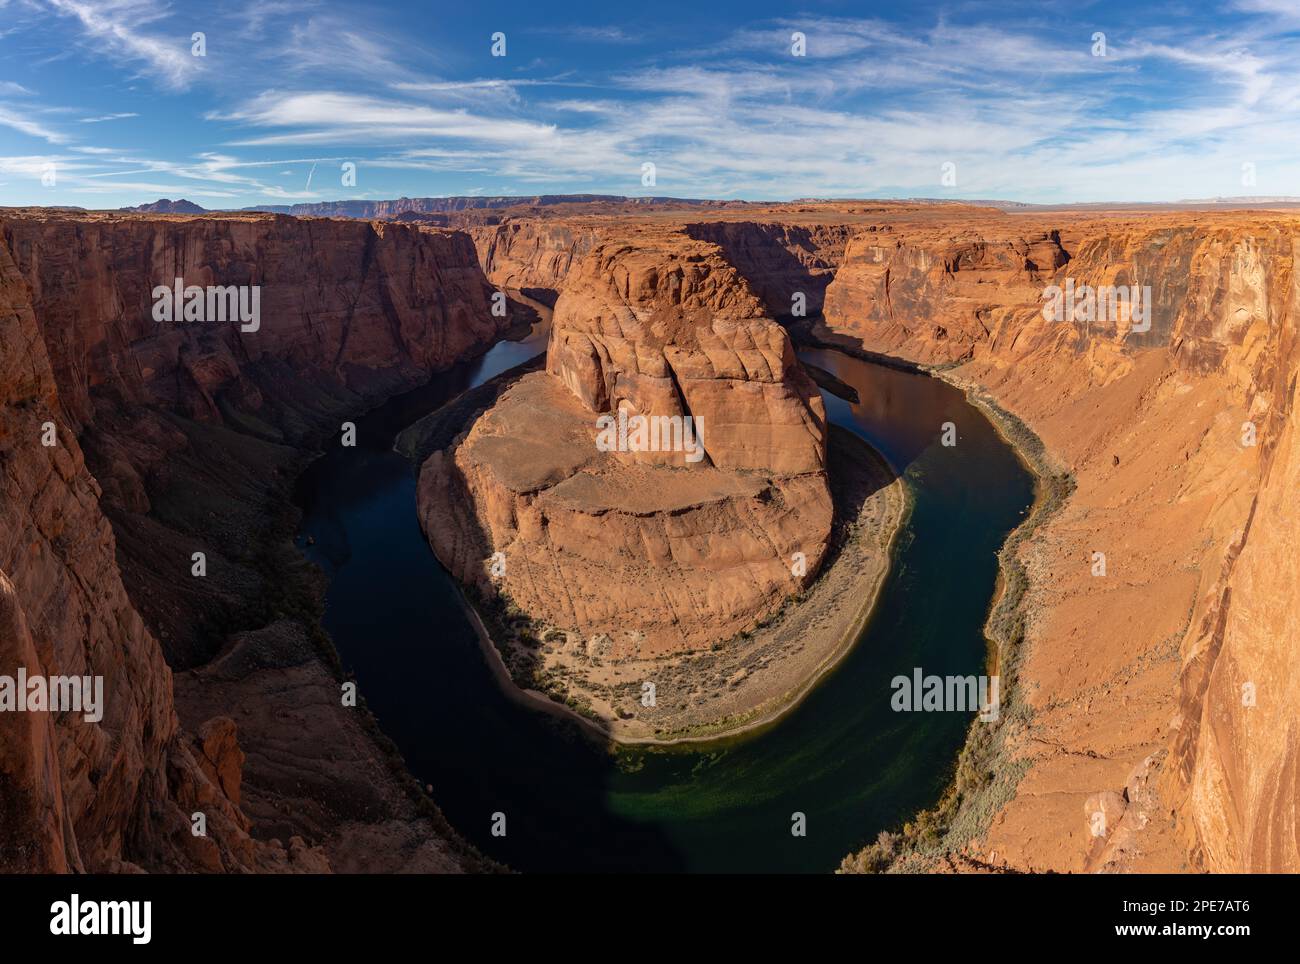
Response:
[419,230,833,661]
[1,200,1298,874]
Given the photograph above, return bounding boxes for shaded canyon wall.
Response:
[0,212,506,872]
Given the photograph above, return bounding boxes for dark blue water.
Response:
[294,329,1035,873]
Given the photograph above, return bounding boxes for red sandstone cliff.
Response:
[820,229,1071,365]
[0,234,320,871]
[547,235,827,474]
[813,209,1300,873]
[0,211,504,872]
[683,221,853,318]
[469,220,602,301]
[2,212,500,430]
[468,216,854,319]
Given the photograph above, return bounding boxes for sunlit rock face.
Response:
[817,207,1300,874]
[546,234,828,474]
[420,230,832,658]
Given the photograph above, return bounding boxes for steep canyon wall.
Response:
[814,212,1300,873]
[0,212,505,872]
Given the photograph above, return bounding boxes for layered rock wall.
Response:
[821,229,1070,365]
[2,213,499,431]
[820,212,1300,873]
[0,235,308,872]
[469,220,602,300]
[0,211,502,872]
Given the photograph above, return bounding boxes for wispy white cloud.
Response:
[1233,0,1300,21]
[545,99,622,114]
[42,0,202,91]
[272,14,436,87]
[213,91,560,147]
[528,25,641,44]
[0,105,70,142]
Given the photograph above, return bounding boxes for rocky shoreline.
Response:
[839,366,1071,873]
[788,317,1071,873]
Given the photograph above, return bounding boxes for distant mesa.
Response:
[388,210,452,225]
[109,193,1300,222]
[121,198,207,214]
[1179,195,1300,204]
[239,195,747,219]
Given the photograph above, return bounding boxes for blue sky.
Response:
[1,0,1299,207]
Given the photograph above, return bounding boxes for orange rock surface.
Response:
[419,230,831,658]
[807,207,1300,873]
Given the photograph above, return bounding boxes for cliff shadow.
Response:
[684,221,835,318]
[825,422,897,526]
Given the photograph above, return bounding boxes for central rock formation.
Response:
[419,232,831,662]
[547,236,828,475]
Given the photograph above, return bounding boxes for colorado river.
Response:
[294,320,1035,873]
